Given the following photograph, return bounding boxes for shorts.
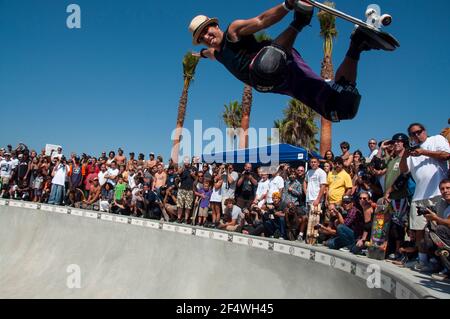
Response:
[198,207,209,217]
[410,196,441,230]
[176,189,194,210]
[1,176,10,189]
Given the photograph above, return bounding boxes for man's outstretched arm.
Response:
[227,1,295,41]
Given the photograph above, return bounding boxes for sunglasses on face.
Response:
[359,197,369,200]
[409,129,424,137]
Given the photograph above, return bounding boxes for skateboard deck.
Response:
[304,1,400,50]
[306,204,321,245]
[366,204,391,260]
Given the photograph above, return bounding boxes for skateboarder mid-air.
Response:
[189,0,395,122]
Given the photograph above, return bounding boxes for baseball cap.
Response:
[342,195,353,203]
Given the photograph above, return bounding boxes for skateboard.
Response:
[306,204,321,245]
[304,1,400,51]
[366,204,391,260]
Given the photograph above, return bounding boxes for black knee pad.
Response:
[323,79,361,122]
[250,45,288,92]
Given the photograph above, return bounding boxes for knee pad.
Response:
[324,79,361,122]
[250,45,288,92]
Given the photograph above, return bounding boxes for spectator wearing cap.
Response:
[326,157,353,207]
[382,133,411,260]
[115,148,126,166]
[322,196,364,251]
[0,153,13,198]
[354,191,376,253]
[400,122,450,272]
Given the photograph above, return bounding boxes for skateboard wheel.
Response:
[380,14,392,26]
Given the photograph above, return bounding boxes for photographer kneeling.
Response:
[320,196,364,251]
[420,179,450,279]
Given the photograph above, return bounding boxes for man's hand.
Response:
[410,148,425,157]
[356,239,365,248]
[424,209,438,222]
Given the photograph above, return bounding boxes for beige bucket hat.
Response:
[189,15,219,45]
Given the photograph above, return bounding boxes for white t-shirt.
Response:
[221,171,239,198]
[226,205,242,224]
[255,179,270,200]
[368,149,378,162]
[0,159,13,178]
[305,167,327,202]
[106,168,119,186]
[267,175,284,204]
[407,135,450,201]
[210,185,222,202]
[10,158,19,170]
[52,164,68,186]
[98,171,107,186]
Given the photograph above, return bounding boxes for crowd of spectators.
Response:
[1,121,449,280]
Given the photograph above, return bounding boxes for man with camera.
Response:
[400,123,450,272]
[48,156,69,205]
[264,192,287,239]
[320,196,364,251]
[220,163,239,212]
[236,163,258,210]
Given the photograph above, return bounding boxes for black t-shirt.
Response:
[179,169,195,190]
[237,173,257,200]
[214,28,271,85]
[17,160,29,179]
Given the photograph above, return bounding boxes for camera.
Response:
[313,224,323,230]
[417,207,433,216]
[244,170,251,175]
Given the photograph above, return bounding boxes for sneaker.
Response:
[350,26,398,52]
[297,235,305,243]
[339,247,350,252]
[273,230,281,239]
[413,261,435,273]
[432,270,449,281]
[176,218,182,224]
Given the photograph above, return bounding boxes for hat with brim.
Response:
[189,15,219,45]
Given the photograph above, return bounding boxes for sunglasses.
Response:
[409,129,424,137]
[359,197,369,200]
[369,142,377,145]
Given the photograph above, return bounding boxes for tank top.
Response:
[214,28,270,85]
[210,185,222,203]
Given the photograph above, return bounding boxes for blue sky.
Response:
[0,0,449,160]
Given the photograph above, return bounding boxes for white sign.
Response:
[45,144,62,157]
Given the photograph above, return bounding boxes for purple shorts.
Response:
[272,49,334,115]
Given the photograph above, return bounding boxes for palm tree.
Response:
[239,32,272,149]
[171,52,200,164]
[274,99,319,151]
[222,101,243,149]
[318,1,338,156]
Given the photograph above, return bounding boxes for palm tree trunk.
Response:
[240,84,253,149]
[320,53,333,156]
[171,79,189,164]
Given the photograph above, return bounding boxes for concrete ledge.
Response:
[0,199,444,299]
